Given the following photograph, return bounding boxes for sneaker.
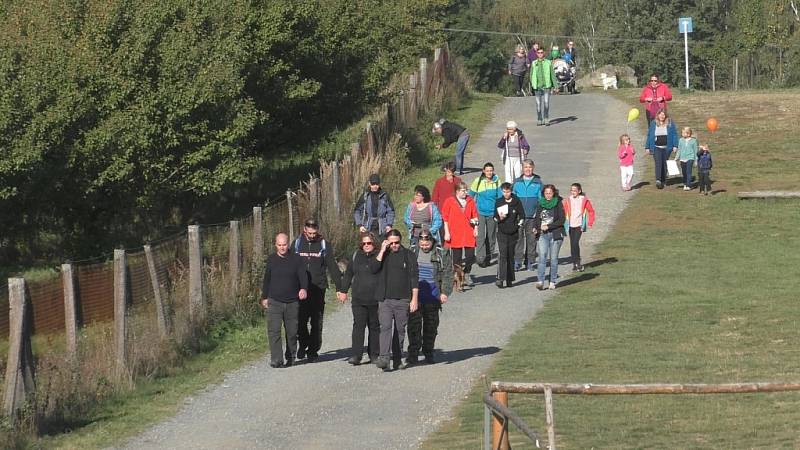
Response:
[535,282,544,290]
[464,273,474,287]
[347,356,361,365]
[548,282,557,290]
[306,353,319,363]
[284,358,294,367]
[270,361,284,369]
[375,356,390,370]
[296,348,306,360]
[544,119,550,126]
[683,186,690,191]
[655,181,663,189]
[514,263,523,271]
[506,280,513,288]
[495,280,505,289]
[537,120,543,126]
[423,353,436,364]
[578,265,585,272]
[406,354,419,365]
[527,263,535,272]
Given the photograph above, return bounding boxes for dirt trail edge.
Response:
[119,93,645,450]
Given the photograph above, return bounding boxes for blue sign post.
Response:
[679,17,693,89]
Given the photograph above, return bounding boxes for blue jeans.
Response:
[680,160,694,187]
[455,133,470,174]
[537,232,563,284]
[534,89,551,122]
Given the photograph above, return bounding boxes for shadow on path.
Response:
[630,181,650,190]
[314,347,353,363]
[438,346,500,364]
[548,115,578,125]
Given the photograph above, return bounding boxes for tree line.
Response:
[0,0,449,267]
[445,0,800,92]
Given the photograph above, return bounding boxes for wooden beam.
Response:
[3,278,36,417]
[738,191,800,199]
[490,381,800,395]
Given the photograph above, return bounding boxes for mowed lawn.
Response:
[423,89,800,449]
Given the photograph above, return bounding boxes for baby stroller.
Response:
[552,57,576,94]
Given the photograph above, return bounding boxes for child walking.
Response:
[676,127,698,190]
[696,145,713,195]
[617,134,635,191]
[562,183,595,272]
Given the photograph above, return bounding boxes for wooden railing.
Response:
[484,381,800,450]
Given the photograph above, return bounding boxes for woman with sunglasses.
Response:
[338,232,382,365]
[639,73,673,126]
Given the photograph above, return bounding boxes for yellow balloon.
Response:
[627,108,640,123]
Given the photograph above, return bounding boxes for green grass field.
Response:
[422,89,800,449]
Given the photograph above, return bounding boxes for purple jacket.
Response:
[498,132,530,159]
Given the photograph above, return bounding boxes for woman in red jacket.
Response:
[441,181,478,287]
[639,73,673,126]
[431,161,462,211]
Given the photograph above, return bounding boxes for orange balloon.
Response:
[706,117,719,133]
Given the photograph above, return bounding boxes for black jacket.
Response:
[291,234,341,291]
[532,197,566,240]
[374,246,419,300]
[339,250,382,305]
[440,121,467,148]
[261,253,308,303]
[493,195,526,235]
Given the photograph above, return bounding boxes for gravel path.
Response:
[119,93,645,450]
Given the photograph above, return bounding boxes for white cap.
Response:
[432,122,442,130]
[506,120,518,129]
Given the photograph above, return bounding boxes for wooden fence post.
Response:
[188,225,205,326]
[253,206,264,267]
[286,190,294,241]
[332,160,341,214]
[366,122,376,155]
[229,220,241,298]
[3,278,35,418]
[113,249,129,376]
[408,72,418,127]
[491,391,510,450]
[61,263,79,360]
[419,57,428,107]
[545,386,557,450]
[144,244,170,339]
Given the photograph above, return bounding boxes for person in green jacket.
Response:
[530,48,558,126]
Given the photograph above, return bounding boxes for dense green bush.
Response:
[0,0,449,264]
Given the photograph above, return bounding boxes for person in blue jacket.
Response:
[469,162,502,267]
[645,109,679,189]
[354,174,395,239]
[403,185,443,246]
[512,159,543,271]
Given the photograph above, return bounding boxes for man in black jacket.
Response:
[261,233,308,368]
[373,229,419,372]
[433,119,470,175]
[290,218,342,362]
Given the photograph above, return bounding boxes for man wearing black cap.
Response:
[289,218,342,362]
[353,174,395,240]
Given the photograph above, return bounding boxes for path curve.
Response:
[119,93,645,450]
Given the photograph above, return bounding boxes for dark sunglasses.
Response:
[360,241,374,247]
[389,241,401,245]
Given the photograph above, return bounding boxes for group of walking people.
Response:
[259,121,596,370]
[632,73,714,193]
